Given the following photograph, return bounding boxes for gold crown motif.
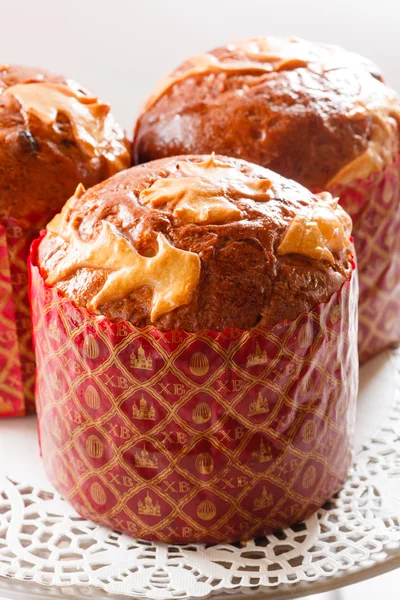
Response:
[252,439,272,463]
[130,343,153,370]
[253,486,273,511]
[248,390,269,416]
[132,395,156,420]
[134,445,158,469]
[246,342,268,367]
[138,493,161,516]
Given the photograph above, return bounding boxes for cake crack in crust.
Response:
[39,154,354,333]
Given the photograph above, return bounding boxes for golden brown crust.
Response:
[38,154,353,332]
[133,37,400,190]
[0,64,130,221]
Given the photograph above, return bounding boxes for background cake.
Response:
[133,37,400,362]
[31,155,358,543]
[0,64,130,416]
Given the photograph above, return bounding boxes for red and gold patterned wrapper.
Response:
[30,235,358,544]
[327,157,400,363]
[0,215,45,417]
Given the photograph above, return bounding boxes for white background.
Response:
[0,0,399,134]
[1,0,399,598]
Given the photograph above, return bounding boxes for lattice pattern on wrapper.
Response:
[327,156,400,363]
[30,235,358,544]
[3,348,400,600]
[0,216,41,416]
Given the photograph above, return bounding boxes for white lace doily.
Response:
[0,350,400,600]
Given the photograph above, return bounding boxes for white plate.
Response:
[0,349,399,600]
